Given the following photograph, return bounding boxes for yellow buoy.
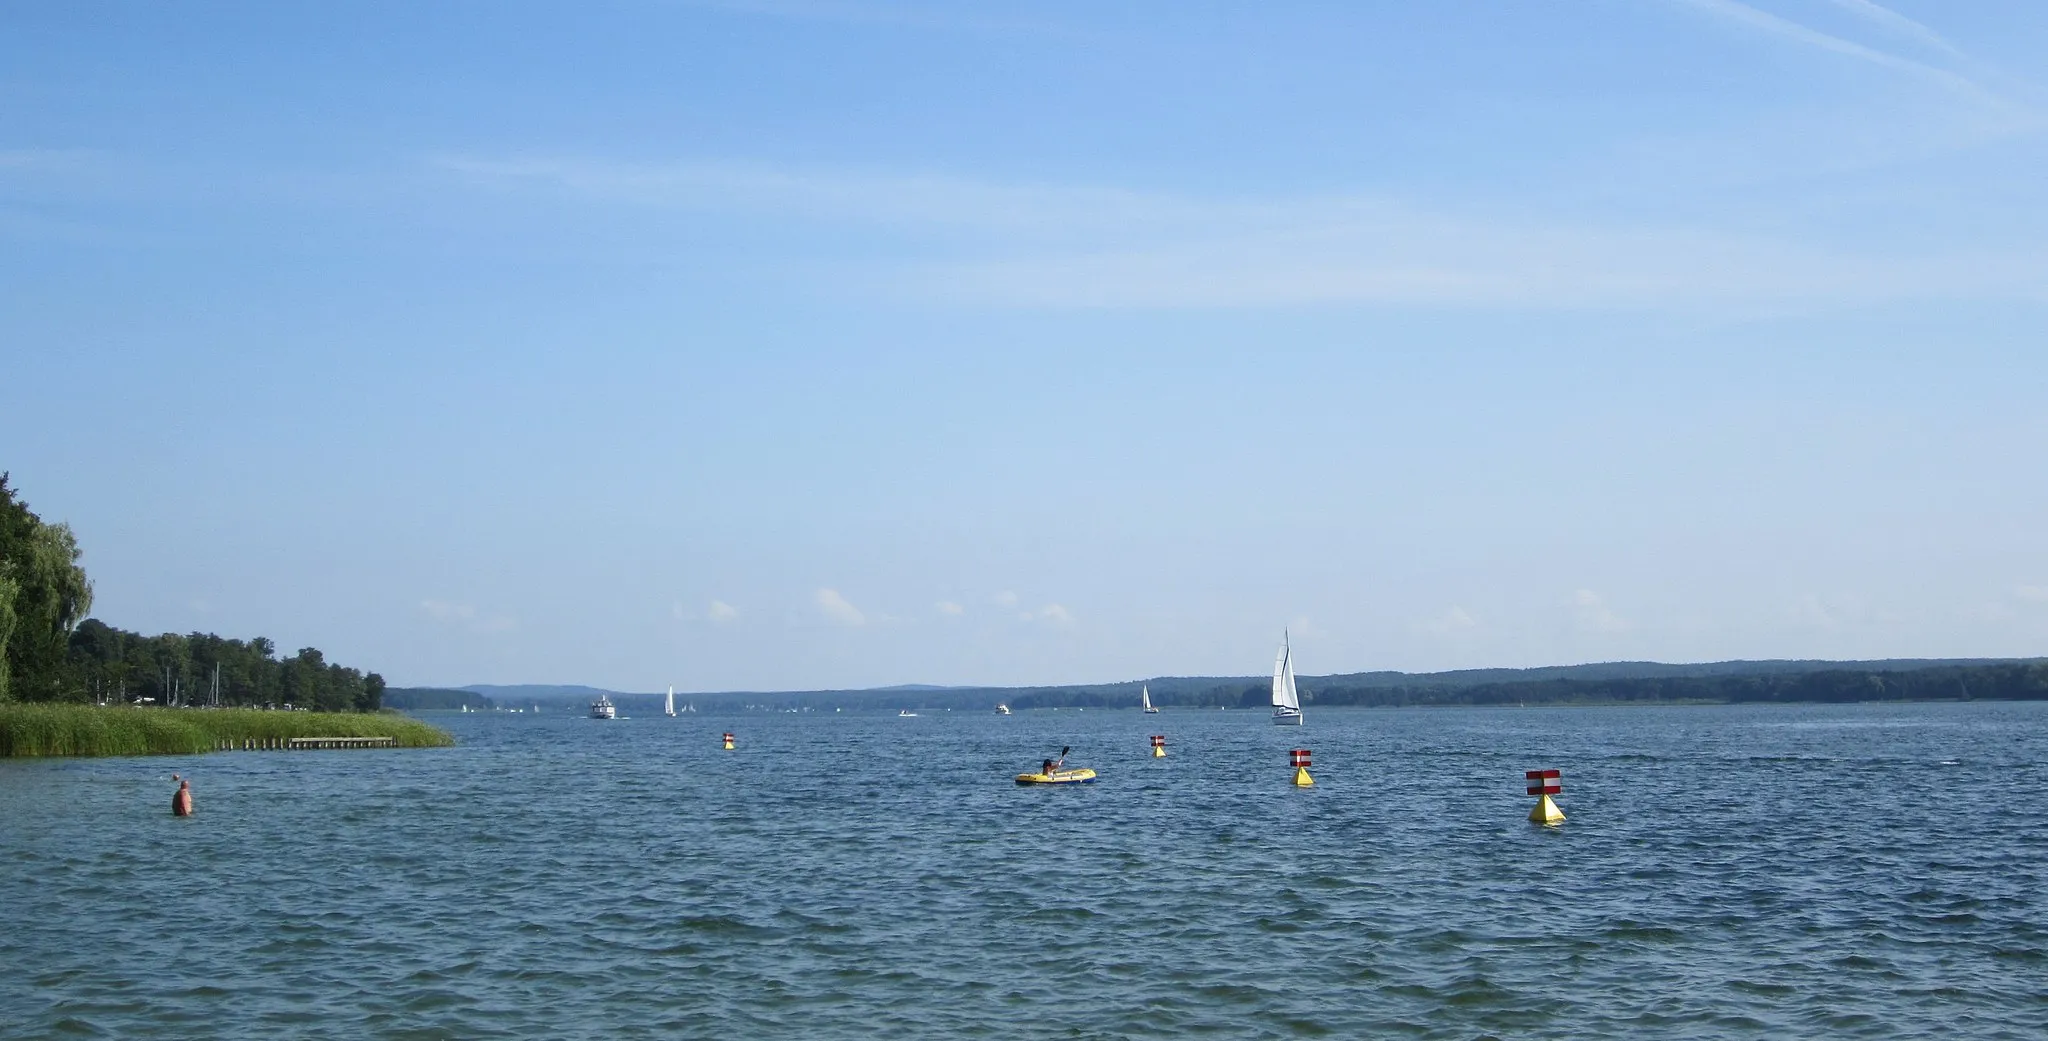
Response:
[1529,793,1565,824]
[1150,735,1165,758]
[1289,749,1313,787]
[722,731,735,750]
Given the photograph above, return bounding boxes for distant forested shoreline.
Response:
[402,657,2048,715]
[1,473,384,711]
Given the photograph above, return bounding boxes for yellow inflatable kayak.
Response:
[1015,768,1097,785]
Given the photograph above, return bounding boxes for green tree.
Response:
[0,474,95,702]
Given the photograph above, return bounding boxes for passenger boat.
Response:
[589,695,617,720]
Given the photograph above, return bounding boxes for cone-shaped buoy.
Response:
[1150,735,1165,758]
[1289,749,1313,787]
[722,732,735,750]
[1530,793,1564,825]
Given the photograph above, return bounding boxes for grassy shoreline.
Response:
[0,704,454,757]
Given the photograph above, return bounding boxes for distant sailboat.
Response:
[1271,632,1303,726]
[1141,684,1159,714]
[665,685,676,717]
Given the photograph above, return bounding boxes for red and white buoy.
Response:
[722,732,735,751]
[1525,768,1563,824]
[1149,734,1166,758]
[1289,748,1313,787]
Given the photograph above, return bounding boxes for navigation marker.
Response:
[1526,768,1564,825]
[1289,748,1313,788]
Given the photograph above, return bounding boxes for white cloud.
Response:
[1570,589,1629,634]
[991,590,1019,607]
[1021,603,1074,626]
[421,599,515,633]
[1425,606,1478,635]
[708,600,739,622]
[1791,592,1876,631]
[2012,585,2048,604]
[420,599,476,621]
[1289,615,1330,639]
[936,600,965,616]
[814,588,867,626]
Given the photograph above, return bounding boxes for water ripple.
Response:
[4,701,2046,1038]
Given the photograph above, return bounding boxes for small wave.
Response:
[674,914,773,936]
[1602,922,1682,942]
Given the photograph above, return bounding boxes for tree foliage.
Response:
[0,473,94,702]
[58,619,385,712]
[0,472,381,711]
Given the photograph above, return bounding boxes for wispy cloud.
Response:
[420,599,476,622]
[420,599,517,633]
[0,148,94,171]
[815,588,867,626]
[674,0,1085,39]
[1671,0,1998,104]
[991,590,1019,607]
[2012,585,2048,604]
[438,153,2048,312]
[1424,606,1478,635]
[935,600,965,616]
[1289,615,1329,639]
[1570,589,1629,634]
[707,599,739,622]
[1022,603,1074,626]
[1820,0,1965,60]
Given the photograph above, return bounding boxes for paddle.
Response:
[1053,746,1069,772]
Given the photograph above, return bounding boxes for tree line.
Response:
[1,472,383,711]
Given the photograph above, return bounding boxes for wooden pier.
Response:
[214,736,399,751]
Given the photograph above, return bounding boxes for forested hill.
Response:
[382,687,492,711]
[430,657,2048,714]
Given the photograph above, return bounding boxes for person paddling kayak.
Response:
[1017,747,1094,785]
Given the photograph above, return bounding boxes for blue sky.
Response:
[4,1,2045,691]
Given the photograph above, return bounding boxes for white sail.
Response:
[1141,685,1154,711]
[665,685,676,717]
[1272,633,1303,724]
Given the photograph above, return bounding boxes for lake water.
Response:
[3,701,2045,1039]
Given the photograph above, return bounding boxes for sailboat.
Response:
[1271,632,1303,726]
[665,685,676,718]
[1141,684,1159,714]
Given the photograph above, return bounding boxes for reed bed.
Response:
[0,705,454,757]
